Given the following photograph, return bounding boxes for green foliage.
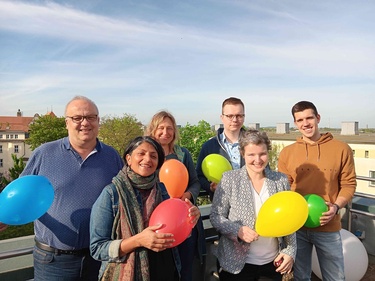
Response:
[25,115,67,150]
[0,223,34,240]
[178,120,215,164]
[98,114,144,157]
[361,128,375,133]
[196,194,211,206]
[269,143,284,170]
[1,154,26,191]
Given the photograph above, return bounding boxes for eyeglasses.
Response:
[222,114,245,120]
[66,115,98,124]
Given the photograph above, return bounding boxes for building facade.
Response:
[0,110,48,179]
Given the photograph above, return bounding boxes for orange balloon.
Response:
[159,159,188,198]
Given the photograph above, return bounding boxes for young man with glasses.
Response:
[196,97,246,201]
[20,96,124,280]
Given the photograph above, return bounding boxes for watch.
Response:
[333,203,340,214]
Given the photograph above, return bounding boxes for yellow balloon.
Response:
[255,191,308,237]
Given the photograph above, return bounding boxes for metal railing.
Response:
[0,246,33,260]
[347,176,375,232]
[0,175,374,274]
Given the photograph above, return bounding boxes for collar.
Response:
[63,137,102,152]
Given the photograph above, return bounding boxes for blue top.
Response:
[20,137,123,250]
[90,181,181,279]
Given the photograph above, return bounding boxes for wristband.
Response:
[333,203,340,214]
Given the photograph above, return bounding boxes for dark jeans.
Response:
[33,245,100,281]
[219,262,282,281]
[178,226,198,281]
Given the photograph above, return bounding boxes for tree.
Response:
[98,114,144,156]
[269,143,284,170]
[25,115,67,150]
[178,120,215,164]
[1,154,26,191]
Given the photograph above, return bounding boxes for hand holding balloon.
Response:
[319,202,338,226]
[130,224,175,253]
[303,194,328,228]
[149,198,194,247]
[185,198,200,227]
[209,182,218,192]
[238,225,259,243]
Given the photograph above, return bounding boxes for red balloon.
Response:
[159,159,188,198]
[149,198,193,247]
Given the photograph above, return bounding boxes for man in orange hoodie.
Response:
[278,101,356,281]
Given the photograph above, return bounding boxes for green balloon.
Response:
[304,194,328,228]
[201,154,232,183]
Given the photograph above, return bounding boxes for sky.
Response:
[0,0,374,128]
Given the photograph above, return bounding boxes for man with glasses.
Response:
[196,97,246,201]
[20,96,123,280]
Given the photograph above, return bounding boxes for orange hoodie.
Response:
[278,132,356,232]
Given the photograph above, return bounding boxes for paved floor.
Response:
[360,254,375,281]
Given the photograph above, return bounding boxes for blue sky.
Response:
[0,0,374,128]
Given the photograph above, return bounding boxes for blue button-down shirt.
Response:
[221,132,241,170]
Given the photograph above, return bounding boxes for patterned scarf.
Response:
[101,166,162,281]
[173,145,185,163]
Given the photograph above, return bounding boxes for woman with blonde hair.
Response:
[145,110,205,281]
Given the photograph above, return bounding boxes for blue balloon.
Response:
[0,175,54,225]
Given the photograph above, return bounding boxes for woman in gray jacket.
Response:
[210,129,296,281]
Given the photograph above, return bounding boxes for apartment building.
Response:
[0,110,35,178]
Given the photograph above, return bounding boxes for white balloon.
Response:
[312,229,368,281]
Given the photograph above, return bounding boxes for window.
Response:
[0,145,2,153]
[370,171,375,187]
[352,150,355,157]
[15,134,18,139]
[0,159,2,167]
[0,134,2,139]
[365,151,369,158]
[14,145,19,153]
[6,134,9,139]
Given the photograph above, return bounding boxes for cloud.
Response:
[0,0,374,128]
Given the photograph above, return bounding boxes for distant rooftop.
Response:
[266,131,375,145]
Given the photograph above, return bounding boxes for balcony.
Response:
[1,176,375,281]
